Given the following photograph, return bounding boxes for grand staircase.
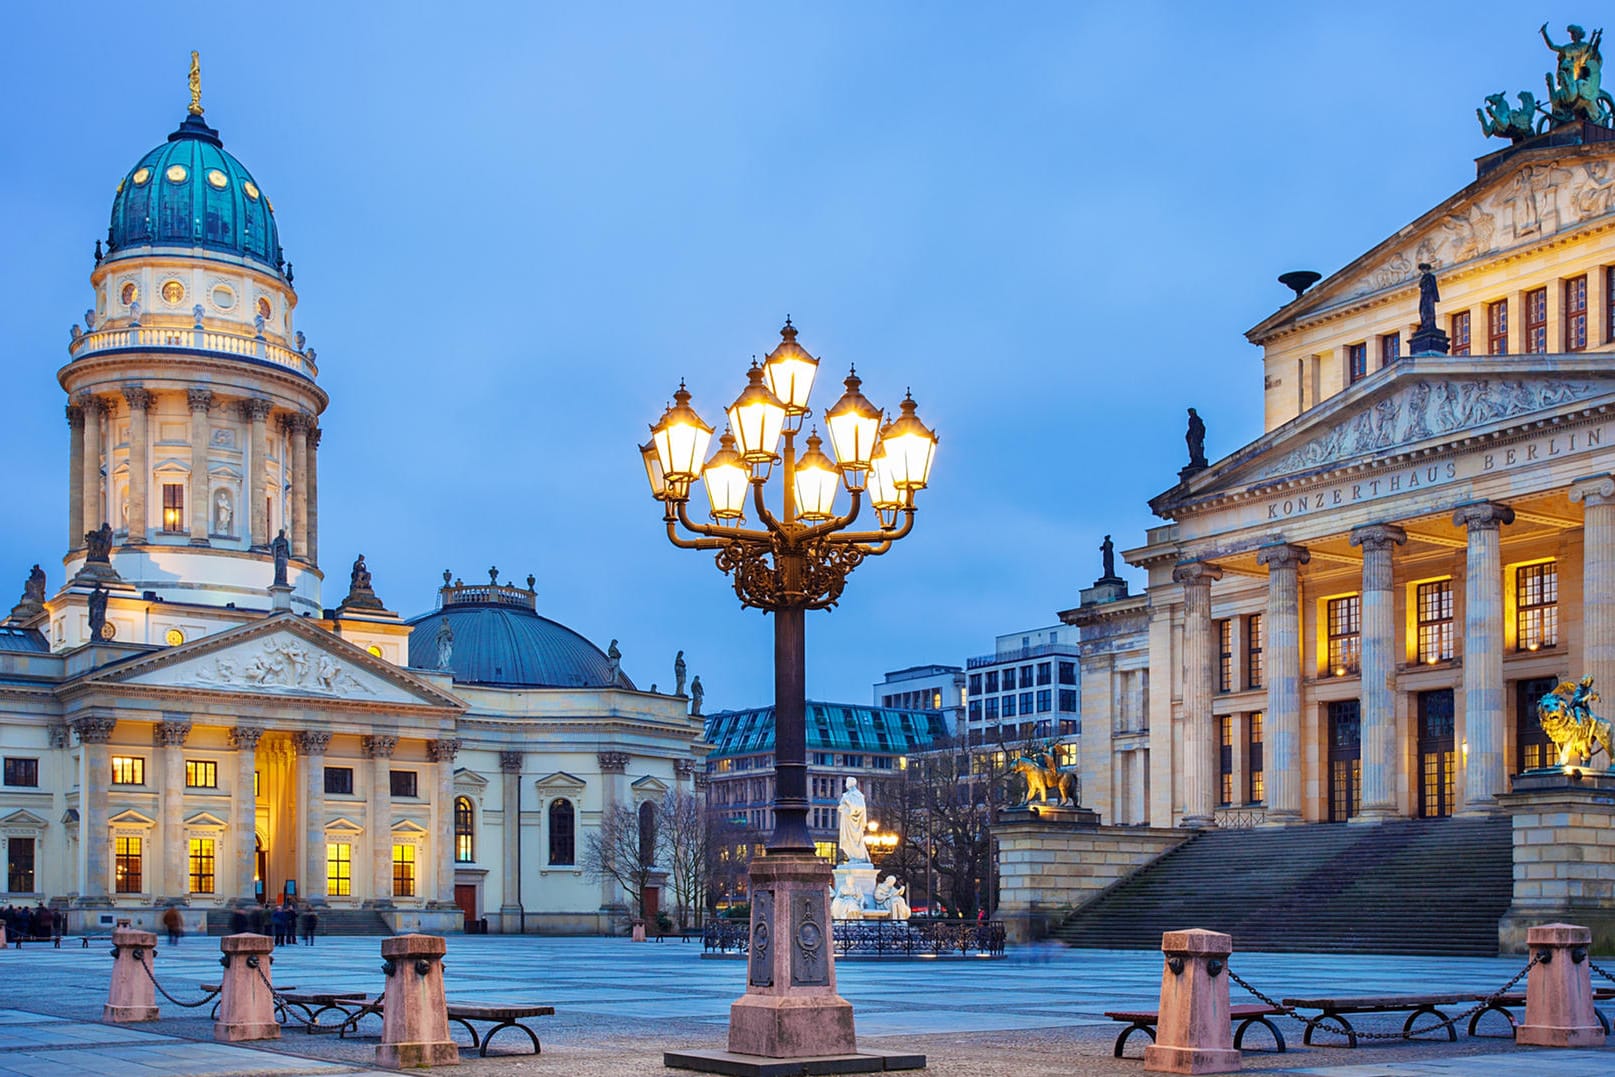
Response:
[1052,816,1512,956]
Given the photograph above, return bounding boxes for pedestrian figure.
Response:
[301,906,318,945]
[162,904,183,946]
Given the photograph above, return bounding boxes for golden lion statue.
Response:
[1537,676,1615,768]
[1013,752,1080,806]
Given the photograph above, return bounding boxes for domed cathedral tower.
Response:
[54,54,324,646]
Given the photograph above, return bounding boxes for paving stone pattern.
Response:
[0,936,1609,1075]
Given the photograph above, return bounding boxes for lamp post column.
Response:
[770,598,812,852]
[1454,501,1514,814]
[1173,561,1222,827]
[1256,543,1308,825]
[1351,523,1406,822]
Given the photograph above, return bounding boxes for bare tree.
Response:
[581,803,658,918]
[657,790,708,930]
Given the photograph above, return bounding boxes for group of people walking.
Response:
[1,903,63,942]
[229,901,318,946]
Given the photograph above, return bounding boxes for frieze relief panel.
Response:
[117,632,418,701]
[1256,377,1604,481]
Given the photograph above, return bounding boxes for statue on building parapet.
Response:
[270,529,291,587]
[1099,535,1120,582]
[674,650,687,695]
[689,674,704,715]
[8,565,47,624]
[1541,23,1614,127]
[606,639,622,682]
[88,584,109,641]
[1477,90,1542,141]
[435,617,454,671]
[1409,263,1452,356]
[340,553,385,610]
[837,777,870,863]
[1180,408,1208,480]
[85,523,113,563]
[1537,675,1614,769]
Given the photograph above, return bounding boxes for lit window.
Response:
[7,836,35,892]
[1218,716,1233,806]
[116,836,143,893]
[185,760,217,788]
[112,756,145,785]
[1247,712,1265,804]
[189,838,215,893]
[1416,580,1454,664]
[326,842,352,896]
[454,797,475,863]
[1216,619,1232,693]
[162,483,184,532]
[1450,311,1471,356]
[392,844,416,897]
[1566,275,1588,351]
[1246,615,1264,690]
[1326,596,1361,676]
[1526,287,1548,353]
[1517,562,1559,651]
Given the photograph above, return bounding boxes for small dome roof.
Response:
[407,576,631,689]
[107,113,283,272]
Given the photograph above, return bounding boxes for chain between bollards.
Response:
[1589,958,1615,986]
[125,947,222,1008]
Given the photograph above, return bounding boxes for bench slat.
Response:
[446,1004,554,1020]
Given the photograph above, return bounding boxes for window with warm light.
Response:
[1416,580,1454,664]
[185,759,217,788]
[392,844,416,897]
[1218,716,1233,806]
[112,756,145,785]
[1326,596,1361,675]
[1517,562,1558,651]
[454,796,475,863]
[1216,619,1233,693]
[189,837,215,893]
[326,842,352,896]
[115,836,143,893]
[162,483,185,532]
[1246,614,1264,690]
[1247,712,1265,804]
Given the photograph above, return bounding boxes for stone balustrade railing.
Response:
[68,325,317,379]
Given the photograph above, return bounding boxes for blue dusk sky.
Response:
[0,2,1570,709]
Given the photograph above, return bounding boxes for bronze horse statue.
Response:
[1013,754,1080,807]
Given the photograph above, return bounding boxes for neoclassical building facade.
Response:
[1066,113,1615,832]
[0,64,704,934]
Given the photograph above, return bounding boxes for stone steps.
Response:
[1053,816,1512,956]
[206,907,393,936]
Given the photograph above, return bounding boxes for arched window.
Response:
[548,798,575,866]
[454,796,475,863]
[638,800,658,866]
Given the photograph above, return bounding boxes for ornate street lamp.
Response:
[647,318,936,1066]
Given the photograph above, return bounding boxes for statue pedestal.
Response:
[833,862,878,916]
[1496,769,1615,954]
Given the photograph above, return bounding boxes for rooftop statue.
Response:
[435,617,454,671]
[1541,22,1614,126]
[1185,408,1207,470]
[24,565,46,605]
[270,529,290,587]
[674,650,687,695]
[1537,675,1614,769]
[88,584,109,640]
[689,674,704,715]
[606,639,622,682]
[1477,90,1542,141]
[85,523,113,564]
[1100,535,1117,580]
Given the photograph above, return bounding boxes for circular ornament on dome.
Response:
[242,180,260,200]
[257,297,272,319]
[132,167,151,186]
[161,280,185,305]
[367,645,383,658]
[99,621,117,641]
[206,169,228,189]
[210,283,236,311]
[120,282,138,306]
[165,628,185,647]
[165,164,188,183]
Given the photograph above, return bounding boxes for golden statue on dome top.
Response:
[188,50,203,116]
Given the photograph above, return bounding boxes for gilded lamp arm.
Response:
[827,507,915,546]
[664,514,728,551]
[797,489,865,544]
[752,478,785,535]
[675,499,770,543]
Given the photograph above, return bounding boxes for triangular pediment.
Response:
[79,613,464,711]
[391,819,430,836]
[1,809,48,829]
[109,808,156,827]
[184,810,229,829]
[631,775,669,796]
[1157,357,1615,516]
[534,770,586,793]
[325,816,364,835]
[453,767,489,791]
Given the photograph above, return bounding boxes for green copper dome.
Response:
[106,113,283,273]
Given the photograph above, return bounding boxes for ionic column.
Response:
[295,731,332,904]
[1350,523,1407,821]
[1571,474,1615,700]
[427,739,462,906]
[1256,543,1308,823]
[500,750,523,927]
[241,399,273,549]
[365,736,397,906]
[122,386,152,543]
[154,717,192,901]
[73,715,117,904]
[597,751,629,907]
[285,413,312,559]
[1454,501,1515,813]
[186,390,213,545]
[78,393,105,535]
[306,427,321,565]
[228,726,263,901]
[1174,561,1224,828]
[67,404,85,549]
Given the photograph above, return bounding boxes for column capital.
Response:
[1453,500,1515,531]
[66,403,85,428]
[364,734,398,759]
[238,397,273,422]
[279,410,314,434]
[185,388,214,413]
[308,426,323,450]
[674,758,697,778]
[1349,523,1407,552]
[499,750,523,773]
[72,715,117,744]
[49,723,71,749]
[121,384,153,411]
[427,737,462,763]
[228,725,264,750]
[1171,560,1223,587]
[1255,542,1309,570]
[1570,473,1615,508]
[152,719,192,748]
[75,390,105,414]
[598,750,630,773]
[295,730,333,755]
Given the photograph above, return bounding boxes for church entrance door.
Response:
[1416,690,1455,818]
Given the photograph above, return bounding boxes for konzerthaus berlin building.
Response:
[0,65,705,934]
[1065,108,1615,831]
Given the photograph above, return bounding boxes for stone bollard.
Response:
[631,918,647,943]
[376,934,459,1068]
[1144,928,1241,1075]
[215,933,279,1042]
[103,925,160,1023]
[1516,922,1606,1047]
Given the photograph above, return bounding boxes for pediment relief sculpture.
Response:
[1257,377,1603,481]
[185,636,376,697]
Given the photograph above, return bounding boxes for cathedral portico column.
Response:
[1350,524,1407,821]
[73,715,117,905]
[427,739,462,907]
[499,750,523,928]
[154,717,192,901]
[295,731,332,904]
[122,386,153,544]
[67,405,85,549]
[78,393,105,534]
[228,726,263,901]
[364,736,397,906]
[1454,501,1515,813]
[306,427,321,565]
[1172,562,1222,827]
[1570,474,1615,701]
[1256,543,1309,824]
[186,390,213,545]
[240,398,273,550]
[598,751,630,908]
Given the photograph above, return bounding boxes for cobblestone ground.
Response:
[0,935,1610,1075]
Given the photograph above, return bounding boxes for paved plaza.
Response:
[0,935,1610,1075]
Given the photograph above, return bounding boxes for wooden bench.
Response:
[1281,993,1474,1047]
[1103,1004,1286,1058]
[1466,987,1615,1037]
[446,1002,554,1056]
